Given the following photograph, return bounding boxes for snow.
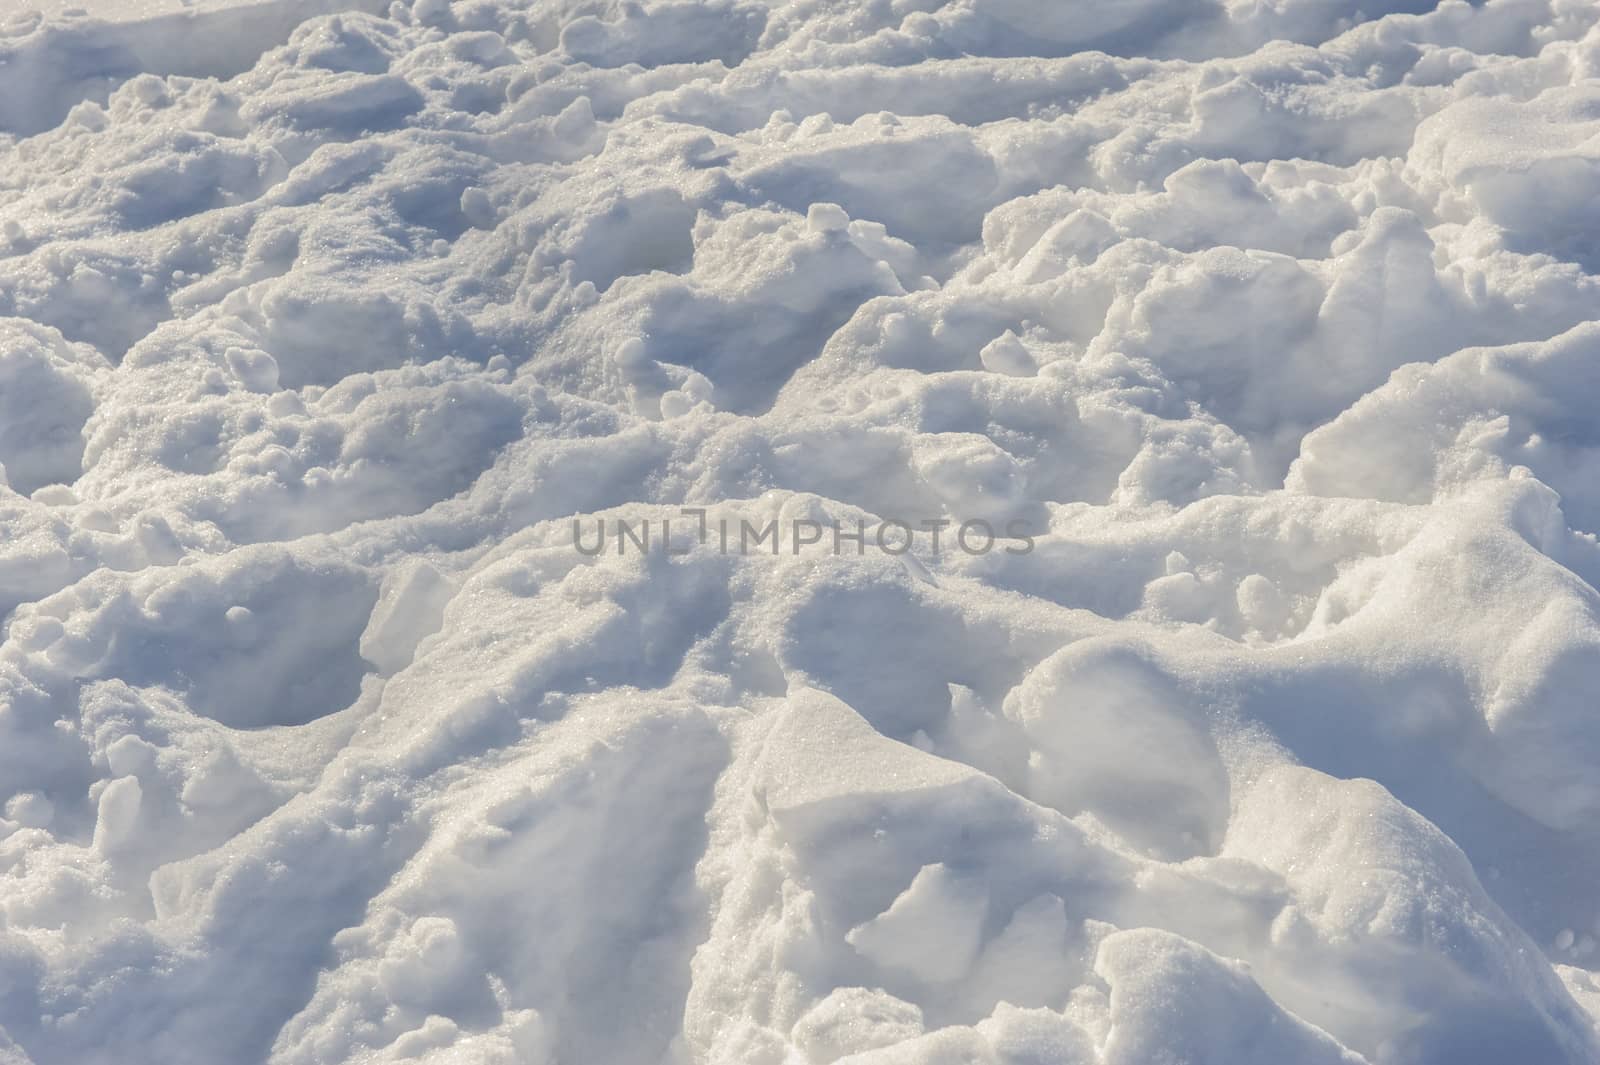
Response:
[1,0,1599,1062]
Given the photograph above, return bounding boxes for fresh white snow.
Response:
[2,0,1600,1062]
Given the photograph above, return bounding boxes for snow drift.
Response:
[1,0,1600,1062]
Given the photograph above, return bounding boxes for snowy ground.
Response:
[2,0,1600,1062]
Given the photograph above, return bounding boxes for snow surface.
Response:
[2,0,1600,1062]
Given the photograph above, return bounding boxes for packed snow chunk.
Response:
[269,697,726,1065]
[846,864,990,985]
[1411,86,1600,267]
[15,544,379,728]
[1006,638,1230,860]
[978,330,1036,377]
[1479,595,1600,832]
[0,0,394,137]
[1095,928,1365,1065]
[909,433,1028,524]
[0,321,106,495]
[753,686,1003,838]
[823,1005,1096,1065]
[965,893,1080,1012]
[1290,322,1600,532]
[359,559,456,677]
[91,773,144,855]
[249,285,438,388]
[739,115,999,247]
[559,0,766,68]
[543,188,697,293]
[791,987,925,1064]
[241,71,422,134]
[608,206,913,413]
[1225,765,1600,1062]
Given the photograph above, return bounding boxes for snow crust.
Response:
[2,0,1600,1062]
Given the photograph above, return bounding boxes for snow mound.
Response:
[1,0,1600,1062]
